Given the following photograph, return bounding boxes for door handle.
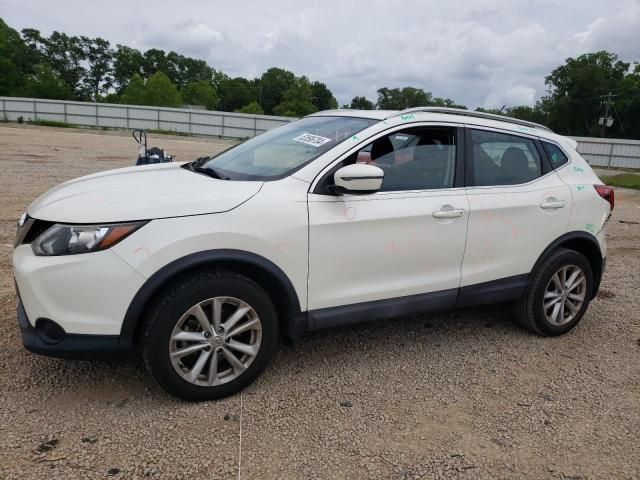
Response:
[432,208,465,219]
[540,200,566,209]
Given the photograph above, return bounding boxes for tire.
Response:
[142,270,278,401]
[515,248,593,336]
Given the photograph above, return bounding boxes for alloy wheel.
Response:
[543,265,587,326]
[169,297,262,386]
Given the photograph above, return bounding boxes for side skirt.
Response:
[305,274,528,332]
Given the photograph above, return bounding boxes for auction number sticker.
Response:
[293,133,332,148]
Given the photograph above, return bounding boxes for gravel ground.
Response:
[1,125,639,479]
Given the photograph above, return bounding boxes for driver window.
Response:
[355,127,457,191]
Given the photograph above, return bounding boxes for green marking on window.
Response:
[400,114,415,121]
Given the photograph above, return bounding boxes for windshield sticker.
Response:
[293,133,332,148]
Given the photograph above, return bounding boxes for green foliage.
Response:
[273,76,318,117]
[80,36,113,99]
[28,119,73,128]
[21,63,72,99]
[0,19,40,95]
[600,173,640,190]
[543,51,629,136]
[144,71,182,107]
[112,45,144,93]
[311,81,338,111]
[219,77,257,111]
[260,67,295,114]
[236,101,264,114]
[349,96,374,110]
[376,87,433,109]
[181,80,218,109]
[119,74,147,105]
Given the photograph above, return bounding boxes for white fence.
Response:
[570,136,640,170]
[2,97,639,169]
[0,97,292,139]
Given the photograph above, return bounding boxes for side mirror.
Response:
[333,163,384,194]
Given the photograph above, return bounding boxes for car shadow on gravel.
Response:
[10,302,525,403]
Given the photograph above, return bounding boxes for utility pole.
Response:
[599,92,616,137]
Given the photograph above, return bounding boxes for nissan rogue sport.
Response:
[13,107,614,401]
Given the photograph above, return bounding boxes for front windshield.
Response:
[199,116,376,180]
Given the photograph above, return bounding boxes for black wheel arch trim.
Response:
[530,231,604,299]
[118,249,302,357]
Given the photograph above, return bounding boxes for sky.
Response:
[1,0,639,109]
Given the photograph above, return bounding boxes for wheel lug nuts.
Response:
[217,327,224,334]
[204,332,211,338]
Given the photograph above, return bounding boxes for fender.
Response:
[117,249,302,357]
[530,231,603,299]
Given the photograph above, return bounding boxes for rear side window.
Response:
[470,129,542,186]
[542,142,569,169]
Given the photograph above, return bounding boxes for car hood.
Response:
[28,162,263,223]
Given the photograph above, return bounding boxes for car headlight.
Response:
[32,222,146,256]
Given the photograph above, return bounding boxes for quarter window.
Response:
[470,129,542,186]
[542,142,569,169]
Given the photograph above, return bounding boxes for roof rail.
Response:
[386,107,552,132]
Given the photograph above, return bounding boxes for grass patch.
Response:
[28,119,74,128]
[600,173,640,190]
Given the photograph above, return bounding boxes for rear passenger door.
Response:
[461,127,572,288]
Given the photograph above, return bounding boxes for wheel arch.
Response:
[532,231,603,299]
[117,249,304,357]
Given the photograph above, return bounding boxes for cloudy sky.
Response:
[2,0,639,108]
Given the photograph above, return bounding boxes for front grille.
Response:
[16,218,55,246]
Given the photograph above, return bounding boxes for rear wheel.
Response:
[142,271,278,401]
[515,248,593,336]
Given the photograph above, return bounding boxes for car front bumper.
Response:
[17,298,120,360]
[12,244,147,360]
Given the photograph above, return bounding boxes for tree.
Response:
[181,80,218,109]
[0,20,40,95]
[21,63,72,99]
[236,101,264,114]
[42,31,87,99]
[80,36,113,100]
[260,67,295,114]
[506,104,547,125]
[273,76,317,117]
[218,77,256,111]
[311,81,338,111]
[349,96,374,110]
[112,45,144,93]
[616,62,640,139]
[119,73,147,105]
[543,51,629,136]
[144,71,182,107]
[376,87,432,109]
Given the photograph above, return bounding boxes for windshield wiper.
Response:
[191,164,230,180]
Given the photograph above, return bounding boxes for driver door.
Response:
[306,125,469,327]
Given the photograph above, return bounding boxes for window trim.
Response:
[464,126,551,188]
[311,123,465,195]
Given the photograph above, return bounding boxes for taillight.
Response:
[594,185,614,211]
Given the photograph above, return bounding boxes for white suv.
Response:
[13,107,614,401]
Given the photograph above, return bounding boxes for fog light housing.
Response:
[35,318,66,344]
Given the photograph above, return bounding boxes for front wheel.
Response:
[142,271,278,401]
[515,248,593,336]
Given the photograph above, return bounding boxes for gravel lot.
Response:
[1,125,639,479]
